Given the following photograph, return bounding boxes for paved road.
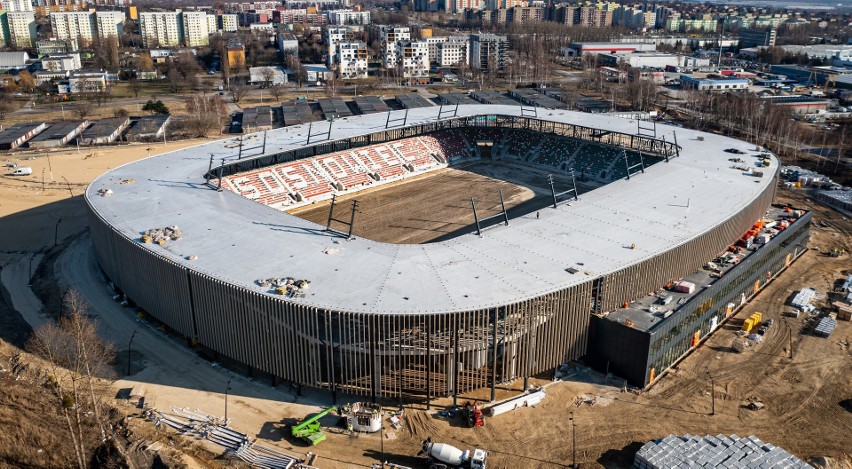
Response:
[45,235,329,457]
[0,252,49,329]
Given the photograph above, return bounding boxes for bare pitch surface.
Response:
[290,162,551,244]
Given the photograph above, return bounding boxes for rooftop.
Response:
[86,105,776,315]
[604,204,804,332]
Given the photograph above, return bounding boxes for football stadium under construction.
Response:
[85,104,810,403]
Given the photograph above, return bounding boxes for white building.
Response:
[139,11,184,48]
[50,12,95,43]
[182,11,210,47]
[7,11,36,49]
[397,40,429,78]
[328,10,371,25]
[42,53,82,72]
[278,33,298,53]
[325,26,354,66]
[436,38,469,67]
[207,14,218,34]
[2,0,32,12]
[381,26,410,68]
[337,41,368,79]
[249,65,288,84]
[220,14,238,32]
[96,11,125,39]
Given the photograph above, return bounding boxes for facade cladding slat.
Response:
[587,210,811,387]
[87,204,195,338]
[599,174,776,313]
[88,123,781,400]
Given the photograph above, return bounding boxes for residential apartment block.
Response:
[336,41,368,79]
[139,11,183,48]
[50,11,96,43]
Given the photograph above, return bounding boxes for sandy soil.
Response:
[0,139,213,250]
[291,161,569,244]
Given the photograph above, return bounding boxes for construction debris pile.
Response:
[257,277,311,297]
[120,178,136,185]
[147,407,302,469]
[140,226,182,245]
[635,434,812,469]
[96,188,113,197]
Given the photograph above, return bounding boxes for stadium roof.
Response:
[86,105,777,315]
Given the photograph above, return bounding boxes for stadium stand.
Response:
[419,130,471,162]
[571,143,623,180]
[501,130,542,161]
[222,135,453,207]
[531,136,584,170]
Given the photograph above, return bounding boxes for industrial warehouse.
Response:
[85,104,804,403]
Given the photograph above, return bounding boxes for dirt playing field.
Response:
[291,161,588,244]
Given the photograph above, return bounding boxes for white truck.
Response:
[419,438,487,469]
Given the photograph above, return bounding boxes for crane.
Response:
[290,406,338,446]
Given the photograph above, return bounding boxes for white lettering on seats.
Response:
[321,156,348,178]
[230,176,260,200]
[257,171,289,196]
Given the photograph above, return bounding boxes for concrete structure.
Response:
[762,95,830,115]
[567,42,656,56]
[435,37,469,68]
[220,13,238,32]
[27,120,89,148]
[397,40,430,79]
[85,105,784,400]
[0,123,47,150]
[325,26,354,66]
[328,9,370,25]
[277,33,298,53]
[126,115,171,142]
[470,33,508,70]
[303,63,333,84]
[42,53,82,72]
[50,12,96,43]
[381,26,410,68]
[738,27,776,48]
[182,11,210,47]
[36,38,79,55]
[66,69,109,93]
[1,0,32,12]
[95,10,124,39]
[679,75,749,91]
[0,50,29,69]
[226,37,245,69]
[79,117,130,144]
[6,11,36,48]
[139,11,184,48]
[336,42,368,79]
[599,52,710,69]
[249,65,288,85]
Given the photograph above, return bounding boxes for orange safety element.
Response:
[649,368,656,382]
[691,330,701,347]
[754,280,760,293]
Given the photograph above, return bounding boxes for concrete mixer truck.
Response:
[418,437,487,469]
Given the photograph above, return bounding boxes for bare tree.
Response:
[260,67,275,87]
[184,93,229,137]
[27,291,116,469]
[74,102,93,120]
[128,77,143,98]
[230,84,250,104]
[269,83,286,101]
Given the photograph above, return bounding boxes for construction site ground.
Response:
[0,138,850,468]
[290,161,588,244]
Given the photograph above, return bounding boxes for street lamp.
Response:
[569,411,576,469]
[127,329,138,375]
[707,370,716,416]
[27,253,34,287]
[54,218,63,247]
[224,377,233,426]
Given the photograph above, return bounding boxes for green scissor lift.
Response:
[290,406,338,446]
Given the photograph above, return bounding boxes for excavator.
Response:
[290,406,338,446]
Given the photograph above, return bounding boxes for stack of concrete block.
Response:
[634,434,812,469]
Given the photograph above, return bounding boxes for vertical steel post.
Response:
[471,197,482,237]
[347,200,358,239]
[490,309,498,402]
[499,190,509,226]
[549,174,558,208]
[216,159,225,191]
[571,170,579,201]
[325,194,337,231]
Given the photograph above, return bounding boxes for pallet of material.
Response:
[487,388,546,417]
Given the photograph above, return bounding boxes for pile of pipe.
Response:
[141,225,182,245]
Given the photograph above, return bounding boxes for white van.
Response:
[11,166,32,176]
